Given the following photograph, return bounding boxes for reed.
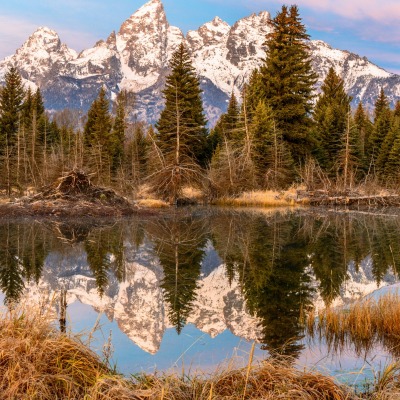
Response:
[0,305,135,399]
[4,302,400,399]
[213,189,304,208]
[136,198,170,208]
[310,293,400,356]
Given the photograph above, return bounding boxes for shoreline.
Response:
[0,303,396,399]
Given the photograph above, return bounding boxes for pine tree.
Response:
[223,92,241,142]
[260,5,317,159]
[353,102,372,172]
[338,111,362,189]
[111,90,127,173]
[83,87,113,183]
[156,43,208,165]
[394,100,400,118]
[0,66,25,194]
[0,66,25,148]
[383,121,400,182]
[154,43,209,202]
[251,100,294,188]
[368,88,392,174]
[208,92,241,155]
[376,118,399,176]
[243,69,264,121]
[313,67,352,173]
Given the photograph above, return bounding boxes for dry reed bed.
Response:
[3,304,399,399]
[307,293,400,356]
[213,190,305,208]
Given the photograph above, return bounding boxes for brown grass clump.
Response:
[136,198,170,208]
[213,189,303,208]
[5,304,395,399]
[0,306,137,399]
[131,359,354,400]
[307,293,400,357]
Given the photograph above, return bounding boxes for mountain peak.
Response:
[21,26,61,52]
[211,16,229,26]
[186,15,230,49]
[135,0,163,15]
[118,0,167,38]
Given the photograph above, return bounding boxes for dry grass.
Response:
[0,305,137,399]
[213,189,306,208]
[307,293,400,357]
[131,359,354,400]
[182,186,203,200]
[3,303,400,399]
[136,198,170,208]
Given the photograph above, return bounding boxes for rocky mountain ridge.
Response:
[1,0,399,125]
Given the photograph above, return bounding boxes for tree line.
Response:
[1,5,399,200]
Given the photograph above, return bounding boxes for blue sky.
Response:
[1,0,400,73]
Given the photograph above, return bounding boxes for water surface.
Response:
[1,208,399,387]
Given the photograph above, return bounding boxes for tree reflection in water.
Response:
[0,211,400,360]
[145,212,209,334]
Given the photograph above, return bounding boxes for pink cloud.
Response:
[248,0,400,23]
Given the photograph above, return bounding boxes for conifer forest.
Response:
[0,5,398,203]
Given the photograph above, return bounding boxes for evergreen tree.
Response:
[153,43,209,202]
[156,43,208,166]
[353,102,372,172]
[111,90,127,172]
[313,67,352,173]
[223,92,241,142]
[368,88,392,173]
[0,66,25,194]
[376,117,399,177]
[0,66,25,148]
[208,92,241,155]
[250,100,294,187]
[83,87,113,183]
[394,100,400,118]
[243,70,264,121]
[260,5,317,159]
[374,88,390,122]
[384,122,400,182]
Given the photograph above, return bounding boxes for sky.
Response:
[1,0,400,73]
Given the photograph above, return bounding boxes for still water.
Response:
[0,208,399,387]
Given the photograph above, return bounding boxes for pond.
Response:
[0,207,399,388]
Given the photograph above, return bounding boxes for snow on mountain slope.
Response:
[1,0,400,123]
[0,27,76,90]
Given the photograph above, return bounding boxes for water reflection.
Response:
[0,210,399,365]
[146,214,209,333]
[211,212,314,358]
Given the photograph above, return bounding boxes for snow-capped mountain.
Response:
[1,0,399,125]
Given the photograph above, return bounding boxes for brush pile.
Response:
[1,170,137,217]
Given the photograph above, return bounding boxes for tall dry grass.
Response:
[307,293,400,357]
[0,305,137,399]
[306,293,400,399]
[213,189,305,208]
[131,358,353,400]
[3,303,399,399]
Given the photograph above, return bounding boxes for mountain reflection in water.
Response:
[0,209,399,371]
